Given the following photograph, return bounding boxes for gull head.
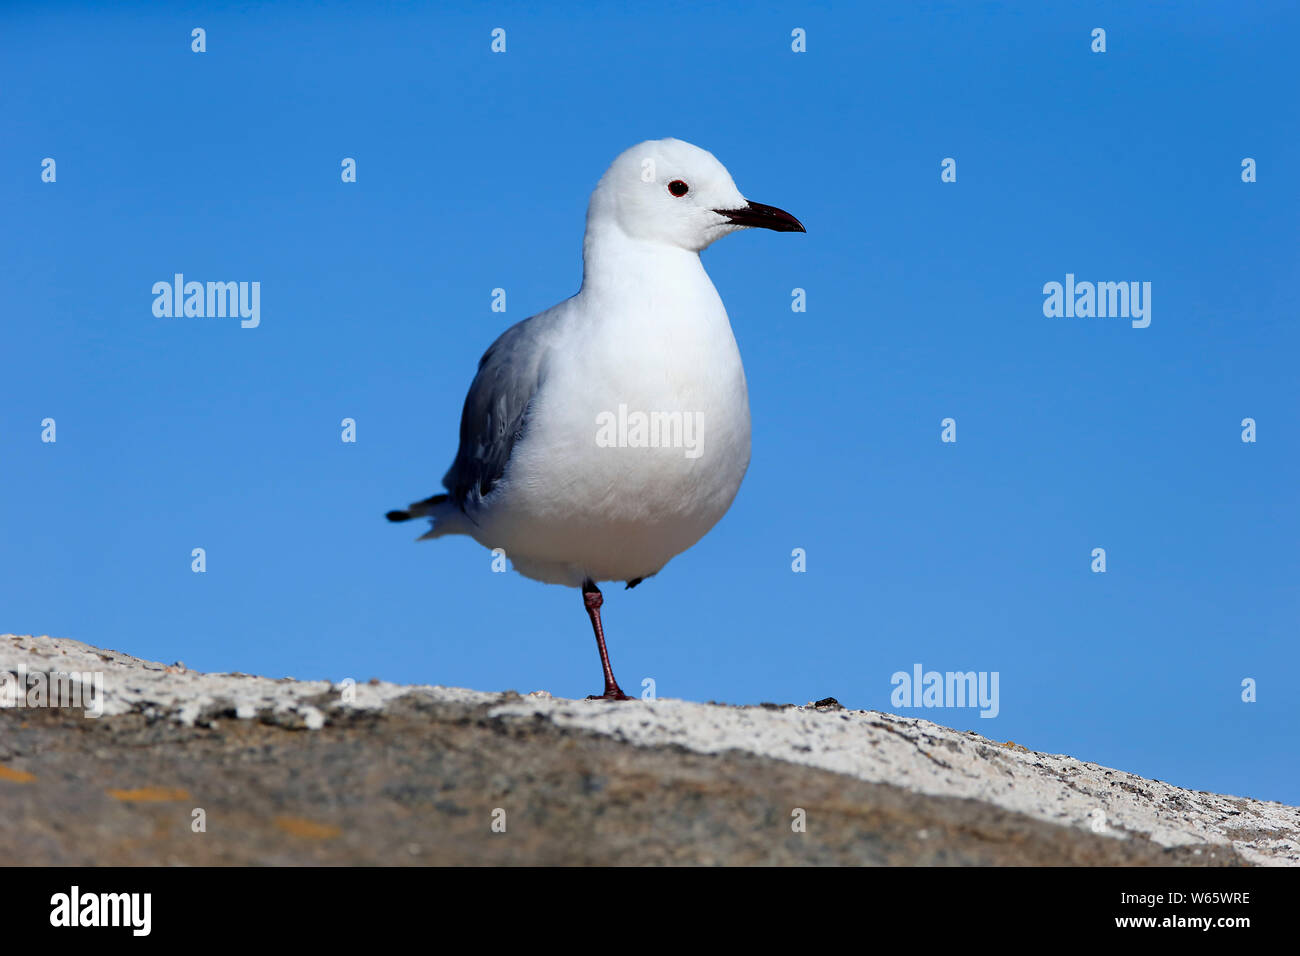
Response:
[587,138,805,253]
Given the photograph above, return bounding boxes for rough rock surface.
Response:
[2,633,1296,866]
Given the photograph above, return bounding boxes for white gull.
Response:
[388,138,804,699]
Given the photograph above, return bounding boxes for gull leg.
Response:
[582,579,633,701]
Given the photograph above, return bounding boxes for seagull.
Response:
[387,138,804,700]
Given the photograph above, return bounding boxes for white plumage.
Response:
[389,138,804,698]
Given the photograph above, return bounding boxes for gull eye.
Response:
[667,180,689,197]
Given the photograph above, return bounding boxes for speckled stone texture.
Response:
[2,633,1296,865]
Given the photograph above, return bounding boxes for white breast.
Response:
[474,249,752,586]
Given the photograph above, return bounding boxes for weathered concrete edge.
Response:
[3,633,1297,866]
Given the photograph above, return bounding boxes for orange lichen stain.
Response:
[106,787,191,802]
[0,765,36,784]
[275,816,341,839]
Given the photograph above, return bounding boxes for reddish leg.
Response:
[582,579,634,701]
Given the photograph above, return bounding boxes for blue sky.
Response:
[2,1,1297,804]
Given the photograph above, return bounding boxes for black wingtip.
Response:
[386,510,411,523]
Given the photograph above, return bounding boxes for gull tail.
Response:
[386,493,448,523]
[386,493,468,541]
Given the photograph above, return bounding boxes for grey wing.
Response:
[442,313,553,513]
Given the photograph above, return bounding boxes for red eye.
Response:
[668,180,689,197]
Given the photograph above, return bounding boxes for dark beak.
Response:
[714,200,806,233]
